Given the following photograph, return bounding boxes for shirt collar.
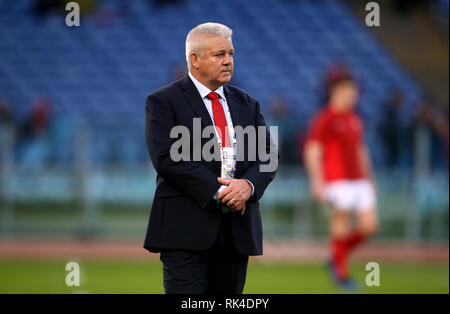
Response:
[188,72,225,100]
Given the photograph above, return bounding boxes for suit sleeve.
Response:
[145,93,221,208]
[240,99,278,202]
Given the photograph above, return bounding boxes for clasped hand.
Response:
[217,177,252,215]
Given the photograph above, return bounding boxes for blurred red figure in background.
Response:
[28,97,51,136]
[304,73,378,289]
[16,97,52,149]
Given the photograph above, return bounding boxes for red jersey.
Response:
[306,106,365,182]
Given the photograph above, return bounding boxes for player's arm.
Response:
[358,144,377,193]
[304,140,325,202]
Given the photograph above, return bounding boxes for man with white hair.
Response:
[143,22,277,294]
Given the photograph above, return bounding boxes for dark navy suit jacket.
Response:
[143,75,277,256]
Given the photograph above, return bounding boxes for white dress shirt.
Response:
[188,72,255,200]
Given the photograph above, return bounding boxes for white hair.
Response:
[185,22,233,67]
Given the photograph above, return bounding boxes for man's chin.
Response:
[218,76,232,85]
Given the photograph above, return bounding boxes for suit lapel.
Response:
[180,75,214,128]
[224,85,250,175]
[223,85,248,128]
[180,76,250,175]
[180,75,250,129]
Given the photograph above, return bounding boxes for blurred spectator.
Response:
[16,97,52,145]
[266,94,298,165]
[0,98,14,165]
[414,96,449,169]
[0,98,16,157]
[0,98,13,127]
[14,97,53,166]
[26,97,52,137]
[379,89,414,169]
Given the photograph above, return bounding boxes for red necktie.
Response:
[207,92,231,147]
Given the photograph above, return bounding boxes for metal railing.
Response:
[0,124,448,242]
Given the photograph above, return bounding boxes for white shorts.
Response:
[323,179,376,212]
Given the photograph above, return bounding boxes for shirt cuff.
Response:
[244,179,255,196]
[214,185,227,202]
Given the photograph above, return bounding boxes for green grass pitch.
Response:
[0,259,448,294]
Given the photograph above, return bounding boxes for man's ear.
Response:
[190,53,200,70]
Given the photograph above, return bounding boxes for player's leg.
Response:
[329,209,352,281]
[340,208,378,262]
[346,180,378,253]
[324,181,354,282]
[330,209,352,239]
[360,206,378,236]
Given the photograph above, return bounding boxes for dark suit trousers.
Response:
[159,212,249,294]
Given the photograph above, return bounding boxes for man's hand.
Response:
[217,177,252,215]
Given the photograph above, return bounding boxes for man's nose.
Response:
[223,54,232,65]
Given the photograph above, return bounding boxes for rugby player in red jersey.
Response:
[304,74,378,289]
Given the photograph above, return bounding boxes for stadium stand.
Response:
[0,0,423,166]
